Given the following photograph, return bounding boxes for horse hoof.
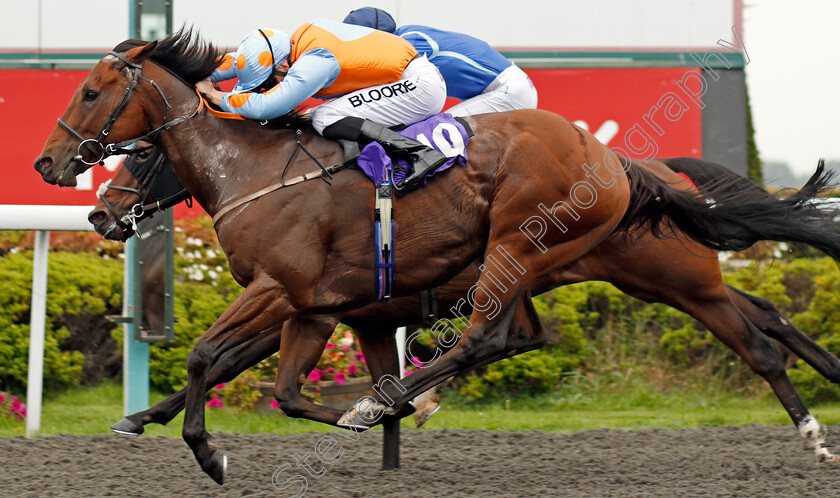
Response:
[207,453,227,485]
[110,417,144,435]
[414,404,441,428]
[337,399,387,429]
[817,450,840,464]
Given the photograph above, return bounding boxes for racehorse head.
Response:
[34,28,219,187]
[88,141,188,241]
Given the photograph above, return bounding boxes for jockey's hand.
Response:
[196,77,223,107]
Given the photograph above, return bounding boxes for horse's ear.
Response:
[125,41,158,64]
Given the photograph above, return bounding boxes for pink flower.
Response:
[325,343,336,349]
[308,370,322,382]
[270,400,280,409]
[11,400,21,411]
[360,356,367,364]
[214,383,226,390]
[324,368,335,373]
[334,372,347,385]
[0,394,5,403]
[340,345,352,351]
[206,398,224,408]
[347,364,359,375]
[409,357,425,368]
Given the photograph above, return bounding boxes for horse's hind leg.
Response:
[111,325,282,435]
[339,293,549,427]
[727,284,840,383]
[681,290,839,462]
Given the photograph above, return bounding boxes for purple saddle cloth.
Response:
[356,113,471,187]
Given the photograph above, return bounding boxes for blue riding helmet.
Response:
[343,7,397,33]
[232,28,292,93]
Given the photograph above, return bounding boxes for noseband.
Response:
[57,51,202,166]
[97,149,191,234]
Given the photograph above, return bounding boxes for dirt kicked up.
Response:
[3,426,840,497]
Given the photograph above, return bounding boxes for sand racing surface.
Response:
[3,425,840,496]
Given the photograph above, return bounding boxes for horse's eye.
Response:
[83,89,99,101]
[137,150,151,160]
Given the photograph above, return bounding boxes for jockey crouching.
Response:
[196,20,448,191]
[344,7,538,117]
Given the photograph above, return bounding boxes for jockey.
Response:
[343,7,538,117]
[196,21,448,190]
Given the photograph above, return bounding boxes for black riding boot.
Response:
[358,120,448,190]
[323,117,448,191]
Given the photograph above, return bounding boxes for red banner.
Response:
[1,67,701,209]
[525,67,702,159]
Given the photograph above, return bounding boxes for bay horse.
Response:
[92,144,840,466]
[35,30,840,483]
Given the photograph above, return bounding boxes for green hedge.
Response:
[0,252,122,392]
[456,257,840,402]
[4,243,840,407]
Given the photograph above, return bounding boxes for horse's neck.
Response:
[154,114,231,215]
[155,111,335,217]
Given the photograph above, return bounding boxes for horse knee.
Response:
[745,337,787,378]
[274,386,305,418]
[182,426,207,444]
[186,342,214,373]
[456,334,506,367]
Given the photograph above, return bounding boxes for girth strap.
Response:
[375,181,395,301]
[419,288,439,327]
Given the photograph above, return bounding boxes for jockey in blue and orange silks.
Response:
[196,19,448,190]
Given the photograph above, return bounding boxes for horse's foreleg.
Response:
[182,275,295,485]
[684,292,840,463]
[727,284,840,383]
[354,325,417,424]
[271,315,348,424]
[111,326,283,435]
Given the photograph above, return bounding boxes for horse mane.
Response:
[112,27,313,131]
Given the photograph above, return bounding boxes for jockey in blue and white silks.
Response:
[344,7,538,116]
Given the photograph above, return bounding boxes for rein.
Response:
[65,47,349,228]
[57,51,204,166]
[211,128,348,226]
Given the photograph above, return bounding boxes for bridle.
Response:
[97,148,191,235]
[65,46,348,231]
[56,50,202,166]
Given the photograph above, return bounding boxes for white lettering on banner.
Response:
[573,120,620,145]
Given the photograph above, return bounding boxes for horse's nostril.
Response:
[88,210,107,224]
[35,156,53,173]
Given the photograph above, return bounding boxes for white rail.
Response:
[0,205,95,437]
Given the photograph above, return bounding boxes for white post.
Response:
[0,205,96,438]
[396,326,407,378]
[26,230,50,437]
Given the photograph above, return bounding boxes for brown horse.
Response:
[35,30,840,483]
[92,144,840,465]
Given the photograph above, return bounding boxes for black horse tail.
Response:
[617,158,840,259]
[662,156,835,202]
